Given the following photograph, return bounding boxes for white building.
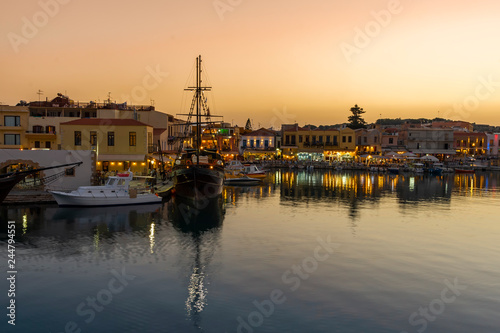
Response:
[406,128,456,156]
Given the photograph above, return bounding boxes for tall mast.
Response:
[196,56,200,164]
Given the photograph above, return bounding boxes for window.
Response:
[108,132,115,146]
[312,136,316,144]
[45,141,51,149]
[242,139,247,148]
[457,140,461,147]
[256,139,261,147]
[4,134,20,145]
[46,125,56,134]
[299,135,303,143]
[348,136,352,143]
[389,138,394,144]
[364,137,367,143]
[4,116,20,127]
[374,137,378,143]
[319,136,323,143]
[326,136,330,143]
[291,136,296,145]
[90,131,97,146]
[333,136,338,145]
[74,131,82,146]
[285,135,290,145]
[265,140,269,148]
[129,132,136,146]
[444,143,449,149]
[342,136,346,143]
[34,141,40,148]
[33,125,44,133]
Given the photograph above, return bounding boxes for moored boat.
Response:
[171,55,225,201]
[224,175,262,186]
[49,171,162,206]
[455,168,475,174]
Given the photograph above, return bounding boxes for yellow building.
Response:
[60,118,154,173]
[281,125,356,161]
[0,105,29,149]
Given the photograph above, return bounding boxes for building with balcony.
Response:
[28,93,169,149]
[281,124,356,161]
[355,128,381,155]
[486,133,499,157]
[0,105,29,149]
[454,132,488,157]
[240,128,278,160]
[60,118,153,173]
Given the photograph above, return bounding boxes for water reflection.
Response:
[166,197,225,329]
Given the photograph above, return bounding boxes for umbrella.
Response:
[384,152,400,158]
[402,152,417,157]
[420,155,439,162]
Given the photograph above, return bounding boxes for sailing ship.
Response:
[171,56,225,201]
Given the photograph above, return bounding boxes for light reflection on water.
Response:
[1,171,499,333]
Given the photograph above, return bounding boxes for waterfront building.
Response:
[0,105,29,149]
[403,128,455,157]
[27,93,170,150]
[380,128,406,153]
[240,128,278,160]
[60,118,153,173]
[281,124,356,161]
[486,133,500,157]
[454,131,488,157]
[355,128,381,155]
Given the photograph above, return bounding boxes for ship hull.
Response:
[172,166,224,201]
[49,191,162,207]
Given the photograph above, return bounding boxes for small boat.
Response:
[413,163,424,174]
[455,168,475,174]
[49,171,162,207]
[242,164,266,178]
[224,175,262,186]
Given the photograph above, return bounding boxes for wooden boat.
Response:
[455,168,475,174]
[49,171,162,206]
[0,161,82,204]
[171,56,225,201]
[224,175,262,186]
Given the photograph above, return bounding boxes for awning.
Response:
[97,154,146,161]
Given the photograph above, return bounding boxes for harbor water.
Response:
[1,170,500,333]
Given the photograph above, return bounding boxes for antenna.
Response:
[37,89,44,104]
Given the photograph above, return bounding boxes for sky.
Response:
[2,0,500,128]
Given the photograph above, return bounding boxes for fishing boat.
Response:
[171,55,225,201]
[49,171,162,206]
[0,161,82,204]
[224,174,262,186]
[225,161,266,179]
[455,168,475,174]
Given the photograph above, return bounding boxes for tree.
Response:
[347,104,367,129]
[245,118,252,131]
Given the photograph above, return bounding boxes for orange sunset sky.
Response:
[2,0,500,128]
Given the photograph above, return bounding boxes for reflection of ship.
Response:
[172,56,225,201]
[167,196,225,327]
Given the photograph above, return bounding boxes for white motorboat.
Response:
[49,171,162,207]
